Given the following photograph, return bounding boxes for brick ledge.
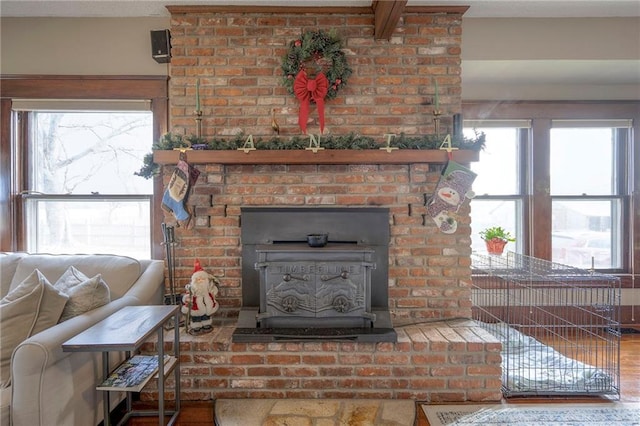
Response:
[144,319,503,403]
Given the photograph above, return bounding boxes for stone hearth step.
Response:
[214,398,415,425]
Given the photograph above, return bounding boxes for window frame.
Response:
[463,101,640,279]
[464,125,529,255]
[0,75,168,258]
[548,124,629,270]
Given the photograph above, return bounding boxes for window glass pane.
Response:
[550,128,614,195]
[464,127,520,196]
[552,199,621,269]
[470,199,519,255]
[25,198,151,259]
[30,112,153,195]
[25,110,153,258]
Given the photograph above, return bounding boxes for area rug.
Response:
[422,402,640,426]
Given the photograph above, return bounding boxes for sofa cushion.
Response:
[0,385,10,426]
[10,254,141,300]
[55,266,111,322]
[0,269,68,387]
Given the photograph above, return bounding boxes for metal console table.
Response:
[62,305,180,426]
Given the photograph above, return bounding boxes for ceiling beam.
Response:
[373,0,407,40]
[405,6,470,14]
[165,3,469,41]
[166,4,469,16]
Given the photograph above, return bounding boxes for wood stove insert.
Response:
[233,207,396,342]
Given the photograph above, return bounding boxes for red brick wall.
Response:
[166,9,472,324]
[168,11,463,138]
[166,162,474,324]
[156,9,497,402]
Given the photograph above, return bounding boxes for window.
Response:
[463,102,637,273]
[18,106,154,258]
[0,76,168,258]
[464,123,528,255]
[550,122,629,269]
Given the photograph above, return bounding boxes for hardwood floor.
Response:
[416,333,640,425]
[124,333,640,425]
[618,333,640,402]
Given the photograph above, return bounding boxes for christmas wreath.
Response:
[282,30,352,133]
[281,29,352,101]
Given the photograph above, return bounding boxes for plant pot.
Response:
[485,238,507,255]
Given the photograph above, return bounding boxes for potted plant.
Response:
[480,226,515,255]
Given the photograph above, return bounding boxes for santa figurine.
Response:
[182,259,219,333]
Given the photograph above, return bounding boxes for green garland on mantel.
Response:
[135,132,485,179]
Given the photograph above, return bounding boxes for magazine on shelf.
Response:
[97,354,171,392]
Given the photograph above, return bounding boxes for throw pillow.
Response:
[55,266,111,322]
[0,269,68,387]
[0,269,69,334]
[1,253,26,298]
[54,265,89,293]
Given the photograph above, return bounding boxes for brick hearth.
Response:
[144,319,501,401]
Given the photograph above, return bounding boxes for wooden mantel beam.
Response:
[373,0,407,40]
[153,149,479,165]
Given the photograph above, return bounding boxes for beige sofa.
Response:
[0,253,165,426]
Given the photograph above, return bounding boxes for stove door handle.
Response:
[282,273,308,282]
[320,271,349,281]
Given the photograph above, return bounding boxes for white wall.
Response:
[461,17,640,100]
[1,16,638,97]
[0,17,170,75]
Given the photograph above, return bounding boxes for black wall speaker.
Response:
[150,29,171,64]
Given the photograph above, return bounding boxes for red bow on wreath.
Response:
[294,70,329,134]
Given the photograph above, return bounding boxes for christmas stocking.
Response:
[162,159,200,229]
[425,160,477,234]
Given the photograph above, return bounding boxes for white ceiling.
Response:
[1,0,639,18]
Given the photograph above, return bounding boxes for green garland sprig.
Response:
[281,29,352,101]
[135,132,485,179]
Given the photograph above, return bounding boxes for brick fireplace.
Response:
[148,5,503,402]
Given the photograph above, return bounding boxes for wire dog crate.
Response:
[471,252,621,398]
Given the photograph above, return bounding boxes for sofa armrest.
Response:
[121,259,165,306]
[11,296,134,376]
[10,296,135,426]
